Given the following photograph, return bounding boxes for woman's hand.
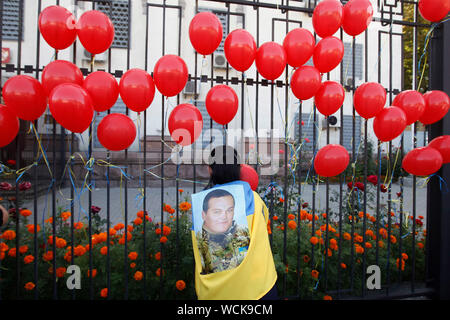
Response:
[0,204,8,227]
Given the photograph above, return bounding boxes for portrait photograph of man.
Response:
[192,185,250,274]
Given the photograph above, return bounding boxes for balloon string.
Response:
[31,123,53,179]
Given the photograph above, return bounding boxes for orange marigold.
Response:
[288,214,295,220]
[134,218,143,225]
[43,251,53,261]
[310,236,319,245]
[2,230,16,240]
[343,232,351,241]
[134,271,143,281]
[323,295,332,300]
[355,244,364,254]
[60,211,71,221]
[19,245,28,254]
[56,238,67,249]
[100,246,108,255]
[163,225,171,236]
[160,236,168,244]
[87,269,97,278]
[0,242,8,252]
[56,267,66,278]
[25,282,35,291]
[130,263,136,269]
[378,240,385,248]
[20,209,32,217]
[24,255,34,264]
[179,202,192,212]
[401,253,408,260]
[73,245,86,257]
[176,280,186,291]
[100,288,108,298]
[128,251,138,260]
[365,242,372,249]
[341,263,347,269]
[8,248,16,257]
[311,270,319,279]
[417,242,424,249]
[287,220,297,230]
[155,252,161,261]
[114,223,125,231]
[156,268,164,277]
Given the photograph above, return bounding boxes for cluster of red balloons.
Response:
[418,0,450,22]
[38,5,114,55]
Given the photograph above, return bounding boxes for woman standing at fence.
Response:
[190,145,278,300]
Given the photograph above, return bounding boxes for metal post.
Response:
[427,20,450,300]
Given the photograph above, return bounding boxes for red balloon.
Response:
[402,147,443,176]
[342,0,373,37]
[205,85,238,125]
[153,55,188,97]
[428,135,450,164]
[312,0,343,38]
[315,81,345,116]
[38,5,77,50]
[48,83,94,133]
[83,71,119,113]
[373,106,407,142]
[314,144,350,177]
[313,36,344,74]
[119,69,155,113]
[240,164,259,191]
[168,104,203,147]
[0,104,20,148]
[255,42,287,81]
[77,10,115,55]
[224,29,257,72]
[418,0,450,22]
[189,12,223,56]
[290,66,322,101]
[41,60,84,96]
[97,113,136,151]
[419,90,450,125]
[392,90,426,125]
[2,75,47,121]
[283,28,315,68]
[354,82,387,119]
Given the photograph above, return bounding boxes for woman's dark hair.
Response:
[206,145,241,188]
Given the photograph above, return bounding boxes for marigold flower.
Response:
[155,252,161,261]
[390,235,397,244]
[176,280,186,291]
[311,270,319,279]
[378,240,385,248]
[160,236,168,244]
[273,215,279,221]
[134,218,143,225]
[74,222,84,230]
[178,189,184,193]
[179,202,191,212]
[365,242,372,249]
[300,210,307,220]
[163,204,174,213]
[60,211,71,221]
[155,228,162,235]
[56,238,67,249]
[396,258,405,271]
[100,246,108,255]
[114,223,125,231]
[288,220,297,230]
[2,230,16,240]
[45,217,53,224]
[100,288,108,298]
[128,251,138,260]
[73,245,86,257]
[163,225,171,236]
[279,197,284,203]
[310,236,319,245]
[355,244,364,254]
[323,295,332,300]
[8,248,16,257]
[343,232,351,241]
[288,214,295,220]
[156,268,164,277]
[24,255,34,264]
[341,263,347,269]
[303,255,310,263]
[315,229,322,237]
[25,282,35,291]
[20,209,32,217]
[134,271,143,281]
[355,235,363,243]
[43,251,53,261]
[87,269,97,278]
[19,245,29,254]
[56,267,66,278]
[401,253,408,260]
[0,242,9,252]
[417,242,424,249]
[130,263,136,269]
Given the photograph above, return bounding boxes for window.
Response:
[342,114,361,152]
[2,0,24,40]
[342,42,363,81]
[194,101,224,149]
[96,0,130,49]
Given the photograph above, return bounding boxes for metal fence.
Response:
[0,0,449,300]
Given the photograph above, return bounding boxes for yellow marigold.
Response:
[1,230,16,240]
[100,288,108,298]
[128,251,138,260]
[25,282,35,291]
[134,271,143,281]
[179,202,191,212]
[60,211,71,221]
[24,255,34,264]
[176,280,186,291]
[20,209,32,217]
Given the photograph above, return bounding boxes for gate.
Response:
[0,0,449,300]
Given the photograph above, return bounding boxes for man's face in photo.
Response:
[202,195,235,233]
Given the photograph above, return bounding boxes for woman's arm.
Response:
[0,204,8,227]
